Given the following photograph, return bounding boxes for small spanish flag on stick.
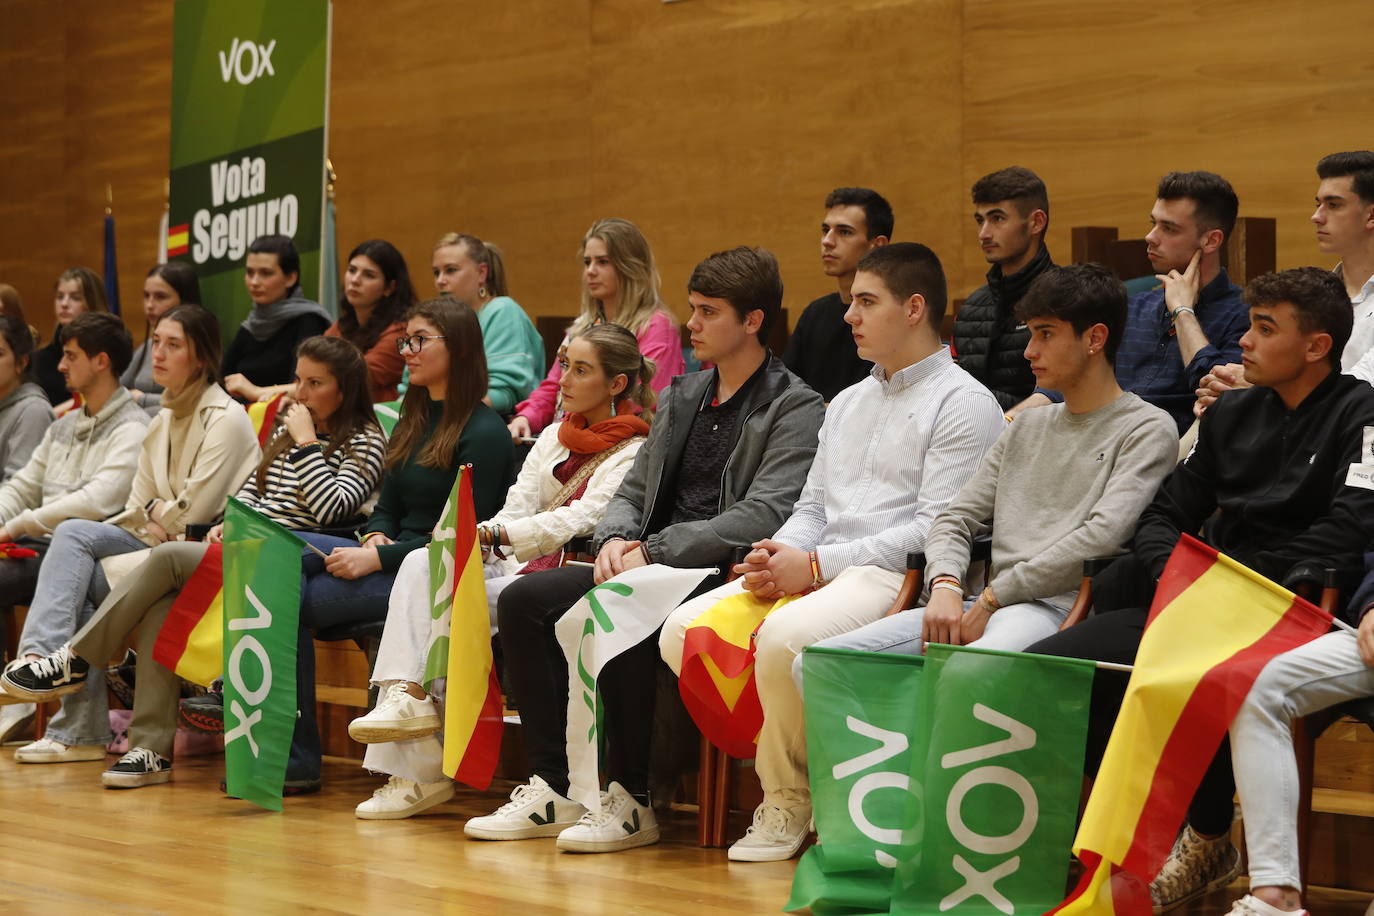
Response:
[1050,534,1333,914]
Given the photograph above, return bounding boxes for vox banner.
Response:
[166,0,331,343]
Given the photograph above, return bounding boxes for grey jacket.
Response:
[594,354,825,567]
[0,382,54,482]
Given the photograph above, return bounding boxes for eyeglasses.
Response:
[396,334,447,354]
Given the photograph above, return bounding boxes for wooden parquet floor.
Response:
[0,751,1368,915]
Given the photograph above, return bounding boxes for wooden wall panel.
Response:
[3,0,1374,342]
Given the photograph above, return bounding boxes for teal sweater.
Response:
[366,401,513,571]
[478,296,545,414]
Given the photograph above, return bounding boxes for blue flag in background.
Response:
[103,213,120,316]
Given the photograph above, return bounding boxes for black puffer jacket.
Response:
[951,245,1055,409]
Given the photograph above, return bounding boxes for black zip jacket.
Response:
[951,245,1055,409]
[1133,369,1374,622]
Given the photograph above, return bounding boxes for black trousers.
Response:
[1026,605,1236,836]
[497,565,661,798]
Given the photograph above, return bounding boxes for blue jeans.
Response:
[18,519,148,747]
[289,532,402,782]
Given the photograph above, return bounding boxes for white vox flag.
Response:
[555,563,716,812]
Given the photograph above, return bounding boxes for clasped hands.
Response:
[920,584,998,647]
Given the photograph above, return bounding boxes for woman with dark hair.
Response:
[36,267,108,404]
[2,303,259,764]
[4,335,388,787]
[0,314,53,480]
[223,234,332,399]
[286,296,513,791]
[0,283,27,325]
[124,262,203,414]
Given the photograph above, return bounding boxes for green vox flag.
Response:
[787,648,928,916]
[166,0,332,345]
[222,497,306,811]
[892,645,1094,915]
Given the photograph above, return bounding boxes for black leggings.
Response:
[1026,606,1236,837]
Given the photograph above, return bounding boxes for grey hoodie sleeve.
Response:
[1,397,54,482]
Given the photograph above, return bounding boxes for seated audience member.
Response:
[1219,556,1374,916]
[232,240,416,404]
[783,187,892,401]
[431,232,544,414]
[0,315,54,481]
[464,247,825,851]
[223,234,332,398]
[5,304,259,764]
[0,313,149,621]
[37,267,108,405]
[662,243,1006,862]
[809,265,1175,671]
[1196,150,1374,413]
[952,166,1055,409]
[508,217,683,439]
[1025,268,1374,912]
[348,323,655,818]
[125,262,201,415]
[0,283,26,325]
[4,335,387,788]
[286,297,513,791]
[1011,171,1247,432]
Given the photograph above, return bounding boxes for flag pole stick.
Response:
[1096,661,1134,672]
[1333,617,1359,636]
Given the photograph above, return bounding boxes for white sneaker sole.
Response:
[727,834,807,862]
[15,745,107,764]
[103,769,172,789]
[347,714,441,744]
[556,824,661,853]
[355,782,455,820]
[464,817,576,840]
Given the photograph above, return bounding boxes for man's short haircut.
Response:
[60,312,134,377]
[971,166,1050,229]
[824,187,894,240]
[1316,151,1374,206]
[1244,267,1352,370]
[1015,263,1128,364]
[687,246,783,345]
[1156,170,1239,238]
[855,242,948,331]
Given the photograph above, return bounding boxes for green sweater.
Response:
[366,401,513,571]
[478,296,545,413]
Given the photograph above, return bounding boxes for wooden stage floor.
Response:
[0,752,1369,915]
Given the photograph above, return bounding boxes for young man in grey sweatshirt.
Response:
[812,263,1177,662]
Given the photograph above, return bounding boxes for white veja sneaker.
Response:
[14,736,106,763]
[1225,895,1307,916]
[555,781,659,853]
[0,701,35,741]
[464,775,586,840]
[728,790,813,862]
[355,775,455,820]
[348,682,442,743]
[0,659,33,706]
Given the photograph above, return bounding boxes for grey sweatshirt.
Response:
[0,382,53,482]
[120,337,164,416]
[923,391,1178,606]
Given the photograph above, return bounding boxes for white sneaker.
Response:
[465,775,586,840]
[555,781,660,853]
[14,736,106,763]
[1226,895,1307,916]
[355,775,455,820]
[348,682,442,743]
[0,701,35,742]
[728,789,813,862]
[0,659,32,706]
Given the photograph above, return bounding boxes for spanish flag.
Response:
[678,590,797,759]
[246,392,286,446]
[151,544,224,687]
[1051,535,1333,914]
[427,468,503,789]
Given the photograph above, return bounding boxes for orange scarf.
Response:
[557,413,650,455]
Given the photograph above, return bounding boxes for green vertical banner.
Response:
[166,0,332,344]
[788,648,928,916]
[893,645,1094,915]
[222,497,306,811]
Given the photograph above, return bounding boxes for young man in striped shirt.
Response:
[659,242,1006,862]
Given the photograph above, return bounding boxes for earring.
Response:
[611,398,618,417]
[478,285,489,301]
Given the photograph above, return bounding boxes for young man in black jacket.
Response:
[952,166,1055,409]
[1026,267,1374,913]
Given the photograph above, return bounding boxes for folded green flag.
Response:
[222,497,307,811]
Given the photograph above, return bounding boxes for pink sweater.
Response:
[515,310,684,433]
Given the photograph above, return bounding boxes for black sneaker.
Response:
[106,648,137,709]
[1,645,90,701]
[179,679,224,734]
[102,747,172,789]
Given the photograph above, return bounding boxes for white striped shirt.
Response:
[773,347,1005,577]
[235,427,387,530]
